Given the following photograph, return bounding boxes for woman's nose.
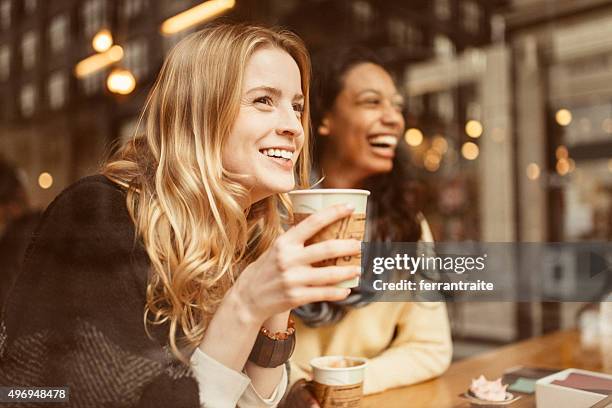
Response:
[381,102,404,128]
[276,106,303,137]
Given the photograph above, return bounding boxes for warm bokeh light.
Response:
[526,163,540,180]
[92,29,113,52]
[555,145,568,160]
[424,150,441,172]
[38,172,53,189]
[556,158,570,175]
[404,128,424,147]
[431,135,448,154]
[465,120,483,138]
[568,158,576,173]
[161,0,236,35]
[75,45,124,77]
[461,142,479,160]
[555,108,572,126]
[107,69,136,95]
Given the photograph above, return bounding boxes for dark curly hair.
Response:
[311,46,422,243]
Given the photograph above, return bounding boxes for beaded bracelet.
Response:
[248,318,296,368]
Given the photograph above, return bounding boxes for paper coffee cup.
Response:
[288,189,370,288]
[310,356,368,408]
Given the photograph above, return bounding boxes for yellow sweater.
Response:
[289,301,452,395]
[290,216,452,395]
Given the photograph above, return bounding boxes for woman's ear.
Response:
[318,116,331,136]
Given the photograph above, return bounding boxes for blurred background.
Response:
[1,0,611,360]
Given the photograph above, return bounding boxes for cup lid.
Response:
[310,356,368,371]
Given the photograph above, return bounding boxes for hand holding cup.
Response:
[289,189,370,288]
[234,203,363,324]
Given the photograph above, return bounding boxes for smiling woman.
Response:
[316,61,406,180]
[225,48,306,203]
[0,24,364,408]
[285,47,452,407]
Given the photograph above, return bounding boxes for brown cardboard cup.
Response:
[310,356,368,408]
[288,189,370,288]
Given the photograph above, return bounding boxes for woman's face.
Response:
[223,46,305,205]
[321,62,405,177]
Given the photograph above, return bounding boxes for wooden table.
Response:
[364,330,608,407]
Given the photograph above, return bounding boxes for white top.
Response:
[190,348,287,408]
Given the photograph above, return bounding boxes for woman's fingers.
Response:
[299,381,320,408]
[284,379,320,408]
[286,265,360,287]
[303,381,320,408]
[297,239,361,265]
[288,286,352,306]
[285,204,354,243]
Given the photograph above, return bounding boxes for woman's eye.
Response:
[254,96,273,106]
[293,103,304,114]
[361,99,381,106]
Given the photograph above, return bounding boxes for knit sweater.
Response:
[0,175,286,408]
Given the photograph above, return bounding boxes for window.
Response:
[462,1,481,34]
[434,34,455,60]
[24,0,36,14]
[81,70,103,95]
[352,0,372,34]
[434,91,455,122]
[48,71,67,109]
[82,0,107,38]
[0,0,10,29]
[387,18,405,46]
[49,14,68,53]
[352,0,372,20]
[20,83,35,117]
[122,0,146,19]
[124,37,148,79]
[435,0,451,21]
[21,31,37,70]
[0,45,9,80]
[387,18,422,47]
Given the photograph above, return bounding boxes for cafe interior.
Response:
[0,0,611,406]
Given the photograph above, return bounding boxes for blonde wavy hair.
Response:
[102,24,311,360]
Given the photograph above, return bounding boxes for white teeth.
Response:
[261,148,293,160]
[368,135,398,147]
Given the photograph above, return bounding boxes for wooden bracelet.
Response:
[248,318,296,368]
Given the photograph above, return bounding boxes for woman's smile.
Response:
[367,134,399,159]
[258,146,296,171]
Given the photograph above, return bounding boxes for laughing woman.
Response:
[0,24,362,408]
[284,48,453,406]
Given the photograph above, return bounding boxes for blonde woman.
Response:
[0,24,361,408]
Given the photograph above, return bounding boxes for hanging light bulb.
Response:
[107,69,136,95]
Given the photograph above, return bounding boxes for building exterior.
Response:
[0,0,504,207]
